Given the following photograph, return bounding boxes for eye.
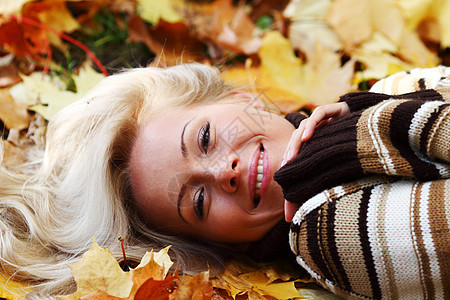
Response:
[194,187,205,219]
[199,122,210,154]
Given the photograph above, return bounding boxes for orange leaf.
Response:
[134,272,178,300]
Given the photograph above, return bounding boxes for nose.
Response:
[201,156,240,193]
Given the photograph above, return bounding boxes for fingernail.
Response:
[281,159,286,167]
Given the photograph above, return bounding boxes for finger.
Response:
[284,200,300,222]
[281,120,307,166]
[302,103,349,141]
[281,128,301,166]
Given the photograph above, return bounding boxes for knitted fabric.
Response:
[275,67,450,299]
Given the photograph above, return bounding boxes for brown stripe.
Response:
[357,100,414,176]
[418,78,426,90]
[412,183,434,299]
[420,104,448,155]
[359,187,381,298]
[429,180,450,298]
[427,105,450,161]
[334,190,373,297]
[377,184,398,299]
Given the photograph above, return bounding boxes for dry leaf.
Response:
[0,87,29,130]
[0,273,33,300]
[134,273,178,300]
[187,0,262,56]
[137,0,183,24]
[60,239,133,300]
[172,271,214,300]
[284,0,342,58]
[9,64,104,120]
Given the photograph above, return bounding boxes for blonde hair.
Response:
[0,64,240,298]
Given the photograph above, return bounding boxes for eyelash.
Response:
[194,187,205,219]
[199,122,210,154]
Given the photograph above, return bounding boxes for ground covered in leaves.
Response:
[0,0,449,299]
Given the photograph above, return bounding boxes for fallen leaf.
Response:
[9,64,104,120]
[0,87,29,130]
[0,273,33,300]
[128,15,206,66]
[0,18,48,60]
[187,0,262,56]
[134,273,178,300]
[172,271,214,300]
[137,0,183,24]
[60,239,133,300]
[284,0,342,58]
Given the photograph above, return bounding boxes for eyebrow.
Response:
[178,118,195,222]
[181,118,194,158]
[177,183,187,223]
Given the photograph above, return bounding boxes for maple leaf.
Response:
[137,0,183,24]
[284,0,342,59]
[9,64,104,120]
[171,271,214,300]
[60,239,133,300]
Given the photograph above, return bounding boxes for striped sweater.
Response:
[274,67,450,299]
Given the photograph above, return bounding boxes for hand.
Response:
[282,102,350,222]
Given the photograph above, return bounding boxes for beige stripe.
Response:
[427,105,450,162]
[445,180,450,242]
[357,101,414,177]
[376,183,399,299]
[412,182,433,299]
[334,190,373,297]
[428,180,450,298]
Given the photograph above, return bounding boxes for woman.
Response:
[0,63,448,299]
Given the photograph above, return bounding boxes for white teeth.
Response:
[255,150,264,197]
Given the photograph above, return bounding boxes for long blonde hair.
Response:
[0,64,239,298]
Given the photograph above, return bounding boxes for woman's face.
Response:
[130,102,295,244]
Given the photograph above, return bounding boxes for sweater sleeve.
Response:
[274,88,450,205]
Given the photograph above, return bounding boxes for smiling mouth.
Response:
[254,144,264,208]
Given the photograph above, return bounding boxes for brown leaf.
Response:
[128,16,205,66]
[171,271,214,300]
[0,87,28,130]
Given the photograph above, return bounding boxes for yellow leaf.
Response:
[9,64,104,120]
[284,0,342,58]
[0,274,33,300]
[239,271,301,300]
[397,0,434,30]
[431,0,450,47]
[36,1,79,33]
[60,239,133,299]
[327,0,372,49]
[137,0,183,24]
